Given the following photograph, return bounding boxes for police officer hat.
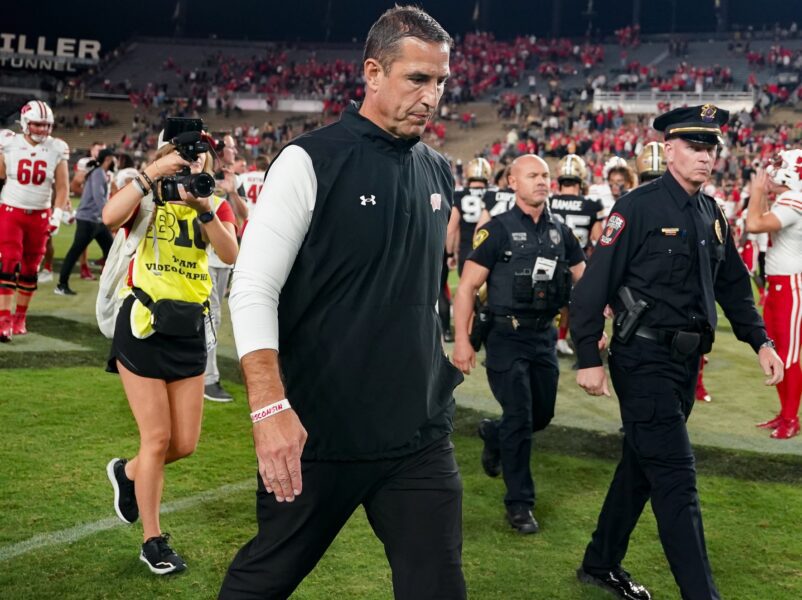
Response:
[652,104,729,146]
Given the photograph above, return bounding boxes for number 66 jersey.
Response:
[0,130,69,210]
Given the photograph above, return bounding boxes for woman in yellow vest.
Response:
[101,141,238,574]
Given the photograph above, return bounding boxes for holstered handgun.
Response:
[613,287,651,343]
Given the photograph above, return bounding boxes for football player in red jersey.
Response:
[0,100,70,340]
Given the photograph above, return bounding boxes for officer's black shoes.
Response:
[506,505,539,534]
[477,418,501,478]
[576,566,651,600]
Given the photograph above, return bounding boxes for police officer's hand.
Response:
[452,338,476,374]
[598,332,609,351]
[576,366,611,397]
[254,409,308,503]
[758,346,784,386]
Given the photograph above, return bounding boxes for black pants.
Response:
[219,437,466,600]
[484,325,559,509]
[582,338,719,600]
[58,219,113,285]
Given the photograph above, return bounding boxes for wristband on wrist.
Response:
[250,399,291,424]
[140,171,155,189]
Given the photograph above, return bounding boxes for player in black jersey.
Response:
[549,154,604,356]
[452,157,493,274]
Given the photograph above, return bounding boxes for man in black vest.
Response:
[452,154,587,533]
[220,7,465,599]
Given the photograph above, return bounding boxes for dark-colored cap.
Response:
[653,104,729,146]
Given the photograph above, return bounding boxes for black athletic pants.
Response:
[58,219,113,286]
[219,437,466,600]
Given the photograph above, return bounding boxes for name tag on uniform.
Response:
[512,232,527,242]
[661,228,680,236]
[532,256,557,282]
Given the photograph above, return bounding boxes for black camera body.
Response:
[157,118,216,203]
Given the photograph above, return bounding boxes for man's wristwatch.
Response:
[760,339,776,351]
[198,210,215,224]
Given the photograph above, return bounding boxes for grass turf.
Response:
[1,223,801,598]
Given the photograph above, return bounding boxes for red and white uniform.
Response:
[763,190,802,421]
[239,170,266,207]
[0,131,68,295]
[0,133,69,210]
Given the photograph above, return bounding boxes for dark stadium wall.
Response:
[2,0,800,49]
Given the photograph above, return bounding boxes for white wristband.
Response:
[250,399,291,424]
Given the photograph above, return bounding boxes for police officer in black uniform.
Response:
[570,105,784,600]
[453,154,586,533]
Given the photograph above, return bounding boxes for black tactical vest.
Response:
[487,209,571,316]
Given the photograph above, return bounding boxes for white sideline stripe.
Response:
[0,480,252,562]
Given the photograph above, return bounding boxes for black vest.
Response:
[275,104,464,460]
[487,209,571,316]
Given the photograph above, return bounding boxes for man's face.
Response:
[666,137,717,191]
[509,156,551,208]
[90,143,106,159]
[367,38,450,139]
[608,172,628,199]
[28,121,52,141]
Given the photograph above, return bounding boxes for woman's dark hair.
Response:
[363,5,452,73]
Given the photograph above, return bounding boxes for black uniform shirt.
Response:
[570,169,769,369]
[469,203,585,310]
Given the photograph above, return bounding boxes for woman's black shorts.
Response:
[107,295,206,382]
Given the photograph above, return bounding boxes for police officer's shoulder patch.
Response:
[599,213,626,246]
[473,228,490,249]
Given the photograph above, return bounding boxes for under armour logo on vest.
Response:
[360,195,376,206]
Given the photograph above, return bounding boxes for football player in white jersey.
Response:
[746,152,802,439]
[0,100,69,341]
[237,155,268,223]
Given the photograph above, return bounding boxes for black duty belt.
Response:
[634,326,674,345]
[493,315,553,330]
[634,325,714,356]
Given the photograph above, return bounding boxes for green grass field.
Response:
[1,224,801,599]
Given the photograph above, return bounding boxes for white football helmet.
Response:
[767,149,802,192]
[603,156,629,180]
[20,100,54,143]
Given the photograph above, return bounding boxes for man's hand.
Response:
[758,346,784,386]
[597,332,609,351]
[452,338,476,374]
[576,366,611,397]
[253,409,308,502]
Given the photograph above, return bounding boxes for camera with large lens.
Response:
[156,118,216,204]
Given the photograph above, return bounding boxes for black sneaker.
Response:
[576,566,651,600]
[477,418,501,477]
[54,284,77,296]
[203,381,233,402]
[140,533,187,575]
[106,458,138,524]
